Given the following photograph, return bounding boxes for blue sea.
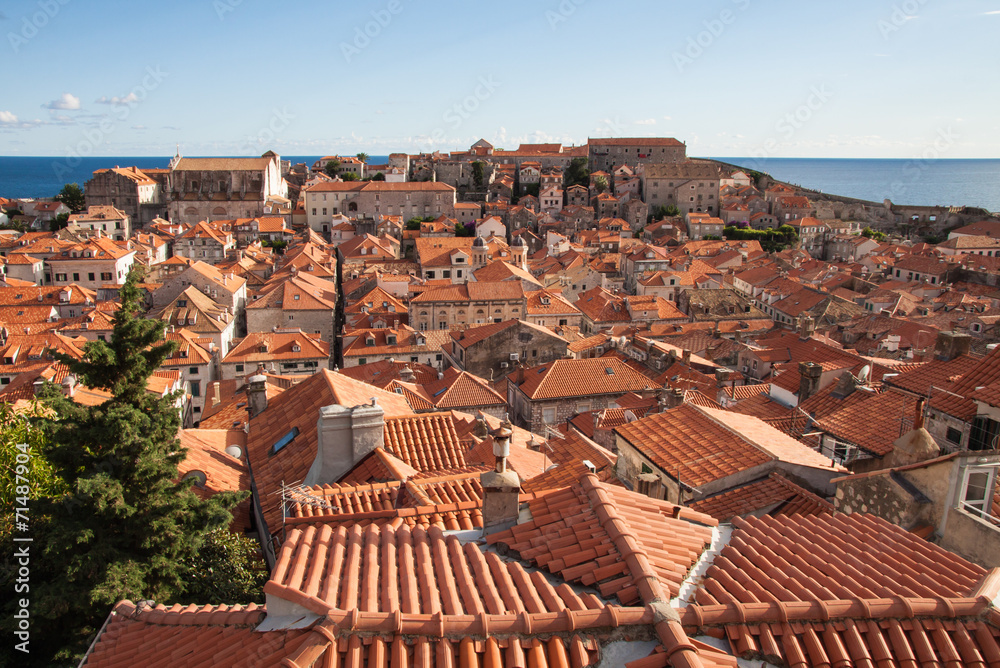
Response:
[0,154,997,213]
[0,155,390,200]
[715,157,1000,213]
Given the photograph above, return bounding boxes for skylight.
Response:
[433,387,447,397]
[269,427,299,456]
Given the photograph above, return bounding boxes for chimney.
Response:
[935,331,972,361]
[798,315,816,340]
[303,398,385,486]
[209,381,222,408]
[665,388,685,409]
[32,378,46,397]
[914,397,925,430]
[480,419,520,535]
[635,472,665,500]
[399,365,415,383]
[246,374,268,418]
[61,374,76,398]
[798,362,823,402]
[714,367,732,388]
[681,349,691,366]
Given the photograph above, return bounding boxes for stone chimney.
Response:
[635,472,665,501]
[798,362,823,402]
[798,315,816,340]
[830,370,857,399]
[480,419,520,535]
[681,349,691,366]
[714,367,731,388]
[61,374,76,398]
[883,399,939,468]
[935,331,972,361]
[399,365,415,383]
[303,399,385,486]
[665,387,685,409]
[246,374,268,418]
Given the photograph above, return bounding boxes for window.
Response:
[101,272,112,281]
[576,401,591,413]
[73,273,80,281]
[235,364,244,373]
[269,427,300,456]
[946,427,962,445]
[189,367,199,375]
[88,273,95,281]
[960,466,997,519]
[542,407,556,424]
[190,381,200,397]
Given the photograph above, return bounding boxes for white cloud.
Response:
[634,118,657,125]
[982,10,1000,14]
[44,93,81,110]
[0,111,17,124]
[663,115,672,121]
[95,93,139,105]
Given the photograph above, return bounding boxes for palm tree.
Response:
[356,152,369,163]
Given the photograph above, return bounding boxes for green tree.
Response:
[0,402,64,537]
[861,226,886,241]
[471,161,486,189]
[341,172,360,182]
[455,222,475,237]
[56,183,85,212]
[49,212,70,232]
[2,268,241,666]
[563,157,590,188]
[176,529,268,605]
[593,175,609,194]
[356,152,369,163]
[369,171,385,181]
[324,159,340,178]
[651,204,681,220]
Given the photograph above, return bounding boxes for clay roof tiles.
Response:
[688,472,834,523]
[488,474,717,606]
[516,357,660,400]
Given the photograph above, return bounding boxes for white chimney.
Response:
[480,419,520,535]
[302,399,385,486]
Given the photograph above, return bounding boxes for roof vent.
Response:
[605,367,614,375]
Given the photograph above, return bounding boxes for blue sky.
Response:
[1,0,998,158]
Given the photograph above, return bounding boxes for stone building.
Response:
[46,237,136,290]
[67,205,132,241]
[246,273,338,343]
[507,357,661,434]
[588,137,686,172]
[220,329,330,380]
[302,181,456,232]
[172,221,236,265]
[445,319,569,380]
[84,166,164,226]
[166,152,287,223]
[409,281,527,331]
[642,161,722,216]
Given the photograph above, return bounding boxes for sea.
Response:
[0,155,998,213]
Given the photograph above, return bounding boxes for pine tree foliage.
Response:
[2,267,242,666]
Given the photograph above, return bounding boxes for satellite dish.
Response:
[857,365,871,384]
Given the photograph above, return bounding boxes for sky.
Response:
[1,0,998,159]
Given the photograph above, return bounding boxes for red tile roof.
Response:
[615,404,773,488]
[688,472,834,522]
[487,474,717,605]
[515,357,660,400]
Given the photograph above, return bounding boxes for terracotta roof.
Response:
[223,330,329,365]
[389,368,505,412]
[515,357,660,400]
[816,389,920,456]
[688,472,834,522]
[245,370,415,532]
[173,156,275,171]
[488,474,717,605]
[615,404,773,488]
[381,413,467,471]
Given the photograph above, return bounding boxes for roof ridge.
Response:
[579,473,667,605]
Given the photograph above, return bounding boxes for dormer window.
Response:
[387,335,397,345]
[365,336,376,346]
[292,344,301,353]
